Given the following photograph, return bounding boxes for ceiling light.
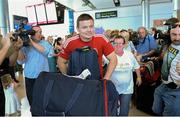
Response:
[82,0,96,9]
[113,0,120,7]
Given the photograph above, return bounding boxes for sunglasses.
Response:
[171,24,180,29]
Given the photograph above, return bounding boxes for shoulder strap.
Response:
[65,83,84,113]
[43,79,54,115]
[147,35,150,51]
[103,80,109,116]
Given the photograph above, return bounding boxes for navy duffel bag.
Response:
[31,72,118,116]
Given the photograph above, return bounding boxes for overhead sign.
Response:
[95,11,117,19]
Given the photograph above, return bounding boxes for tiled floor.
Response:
[13,72,150,116]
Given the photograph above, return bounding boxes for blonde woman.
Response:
[120,30,137,56]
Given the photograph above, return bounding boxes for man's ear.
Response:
[77,27,79,33]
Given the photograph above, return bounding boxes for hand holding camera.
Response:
[12,22,35,46]
[12,38,23,51]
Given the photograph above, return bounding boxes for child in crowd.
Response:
[1,74,20,115]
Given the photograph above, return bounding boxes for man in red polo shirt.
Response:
[58,14,117,80]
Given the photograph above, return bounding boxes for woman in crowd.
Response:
[110,35,142,116]
[120,29,137,56]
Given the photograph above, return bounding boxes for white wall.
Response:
[150,2,173,27]
[74,2,173,31]
[8,0,173,38]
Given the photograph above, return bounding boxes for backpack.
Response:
[67,46,101,80]
[31,72,119,116]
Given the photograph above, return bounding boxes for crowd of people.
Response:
[0,14,180,116]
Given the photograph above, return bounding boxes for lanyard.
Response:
[166,45,179,81]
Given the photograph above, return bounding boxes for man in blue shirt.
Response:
[135,27,157,58]
[17,26,51,106]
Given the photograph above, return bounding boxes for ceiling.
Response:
[56,0,172,12]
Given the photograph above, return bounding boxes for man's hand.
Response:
[12,37,23,51]
[136,77,142,86]
[136,54,142,62]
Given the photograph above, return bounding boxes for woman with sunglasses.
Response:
[110,35,142,116]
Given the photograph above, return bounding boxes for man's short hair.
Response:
[32,25,41,30]
[77,14,94,28]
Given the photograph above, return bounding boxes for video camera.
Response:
[13,22,35,46]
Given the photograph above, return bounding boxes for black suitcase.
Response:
[136,81,161,115]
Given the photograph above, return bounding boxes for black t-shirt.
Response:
[0,58,9,77]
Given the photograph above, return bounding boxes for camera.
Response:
[12,22,35,46]
[141,56,151,62]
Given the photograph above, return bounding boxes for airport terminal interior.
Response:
[0,0,180,116]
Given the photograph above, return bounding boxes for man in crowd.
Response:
[17,26,51,106]
[152,21,180,116]
[136,26,157,58]
[58,13,117,80]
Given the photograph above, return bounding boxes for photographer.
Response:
[17,26,51,106]
[0,33,23,116]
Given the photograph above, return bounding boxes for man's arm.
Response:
[177,62,180,75]
[143,49,156,57]
[9,38,23,66]
[0,36,10,65]
[57,56,68,74]
[30,39,46,53]
[104,51,117,80]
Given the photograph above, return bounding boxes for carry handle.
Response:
[76,46,91,52]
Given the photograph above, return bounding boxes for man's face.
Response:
[47,36,53,44]
[138,28,146,39]
[33,27,42,41]
[170,26,180,45]
[77,19,95,41]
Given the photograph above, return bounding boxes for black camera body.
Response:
[166,82,177,89]
[141,56,151,62]
[13,23,35,46]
